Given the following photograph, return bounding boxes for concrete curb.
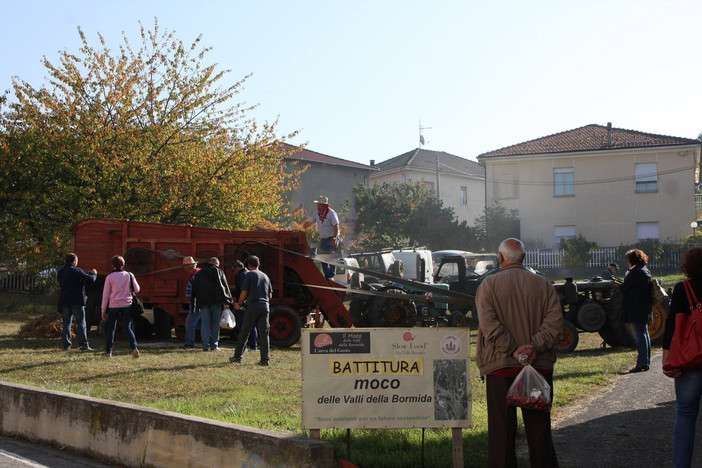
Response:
[0,380,334,468]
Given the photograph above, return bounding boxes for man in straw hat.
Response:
[302,195,339,279]
[182,256,201,349]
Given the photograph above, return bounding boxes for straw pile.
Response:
[18,313,68,339]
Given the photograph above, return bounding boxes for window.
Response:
[460,186,467,205]
[554,168,574,196]
[422,181,435,191]
[635,163,657,192]
[637,222,660,241]
[554,226,575,245]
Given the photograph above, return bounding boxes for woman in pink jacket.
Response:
[101,255,140,358]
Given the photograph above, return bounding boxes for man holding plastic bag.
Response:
[476,238,563,468]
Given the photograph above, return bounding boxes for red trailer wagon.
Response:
[71,218,352,347]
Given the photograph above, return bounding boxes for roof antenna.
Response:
[419,119,432,147]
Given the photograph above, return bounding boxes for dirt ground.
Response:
[546,351,702,468]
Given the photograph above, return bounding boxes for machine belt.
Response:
[123,240,476,306]
[267,242,476,304]
[290,282,471,306]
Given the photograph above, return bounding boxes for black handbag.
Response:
[129,275,144,319]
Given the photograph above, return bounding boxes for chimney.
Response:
[607,122,612,147]
[370,160,375,166]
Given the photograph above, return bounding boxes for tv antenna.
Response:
[419,119,432,146]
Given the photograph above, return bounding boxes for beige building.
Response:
[370,148,485,225]
[477,123,701,247]
[279,143,375,240]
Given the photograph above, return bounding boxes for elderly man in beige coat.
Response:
[476,238,563,468]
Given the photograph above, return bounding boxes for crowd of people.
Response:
[56,229,701,467]
[474,241,701,468]
[57,252,272,366]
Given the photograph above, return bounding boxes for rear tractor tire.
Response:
[647,300,669,345]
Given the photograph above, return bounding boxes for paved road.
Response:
[551,352,702,468]
[0,436,114,468]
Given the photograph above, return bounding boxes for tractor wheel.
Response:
[555,319,579,353]
[366,288,417,327]
[648,299,669,345]
[269,305,302,348]
[623,298,669,345]
[133,315,154,340]
[448,310,468,327]
[153,307,172,340]
[598,290,635,348]
[576,301,607,332]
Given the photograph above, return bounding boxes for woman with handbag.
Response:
[620,248,653,373]
[101,255,141,358]
[662,247,702,468]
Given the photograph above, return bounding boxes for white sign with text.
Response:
[301,328,472,429]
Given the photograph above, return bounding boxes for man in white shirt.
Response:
[303,195,339,279]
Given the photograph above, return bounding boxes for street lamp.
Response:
[691,221,698,236]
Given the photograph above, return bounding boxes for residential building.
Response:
[477,123,701,247]
[370,148,485,225]
[279,143,374,240]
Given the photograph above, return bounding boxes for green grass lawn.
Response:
[0,297,642,467]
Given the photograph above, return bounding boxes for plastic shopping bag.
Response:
[506,364,552,411]
[220,308,236,329]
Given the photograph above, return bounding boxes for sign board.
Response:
[301,328,471,429]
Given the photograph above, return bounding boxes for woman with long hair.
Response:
[662,247,702,468]
[620,248,652,373]
[101,255,140,358]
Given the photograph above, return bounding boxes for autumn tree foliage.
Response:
[351,182,479,252]
[0,20,298,268]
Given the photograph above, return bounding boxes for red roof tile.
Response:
[478,124,700,159]
[275,143,374,170]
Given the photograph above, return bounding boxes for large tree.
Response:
[351,182,478,252]
[0,19,298,269]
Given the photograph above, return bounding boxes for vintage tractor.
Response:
[345,256,478,328]
[71,218,352,347]
[552,277,669,352]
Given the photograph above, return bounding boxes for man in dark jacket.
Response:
[182,256,201,349]
[230,256,273,366]
[232,260,257,350]
[57,253,97,351]
[191,257,232,351]
[601,262,619,280]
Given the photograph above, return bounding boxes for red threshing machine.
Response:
[71,218,352,347]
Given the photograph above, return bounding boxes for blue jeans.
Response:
[61,305,89,349]
[673,367,702,468]
[235,308,258,349]
[184,303,201,347]
[629,321,650,367]
[105,306,138,355]
[319,237,337,278]
[199,304,222,350]
[234,306,270,362]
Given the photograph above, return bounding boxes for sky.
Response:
[2,0,701,165]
